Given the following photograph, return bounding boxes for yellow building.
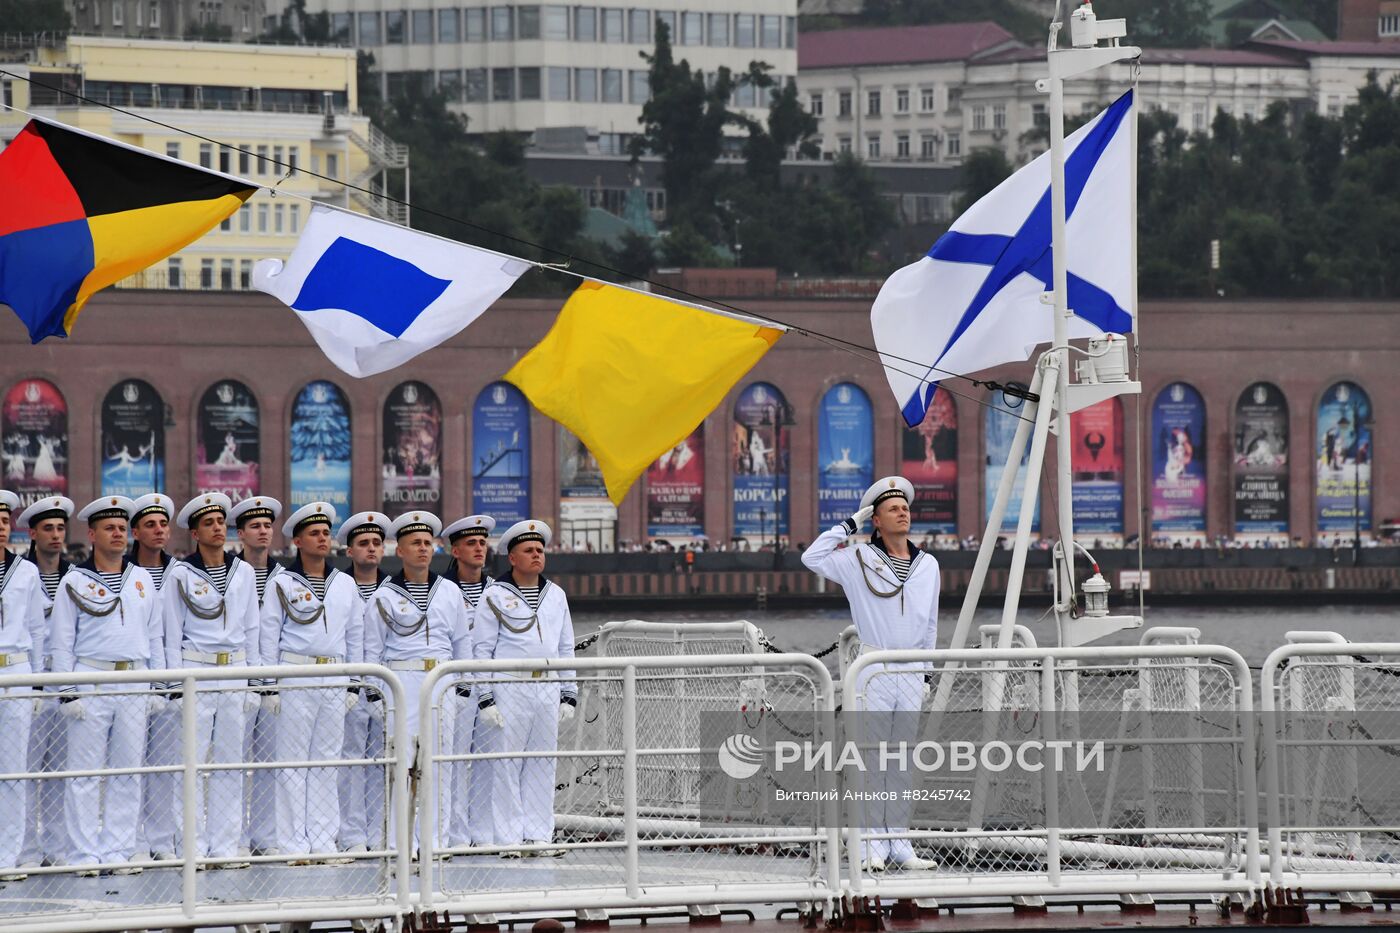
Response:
[0,34,408,290]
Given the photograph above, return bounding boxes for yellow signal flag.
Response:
[506,281,783,505]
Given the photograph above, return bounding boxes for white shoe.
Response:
[112,862,144,876]
[500,849,524,859]
[343,843,369,855]
[75,867,100,878]
[890,855,938,871]
[321,854,354,865]
[0,870,27,882]
[526,841,566,858]
[151,850,176,862]
[860,856,885,873]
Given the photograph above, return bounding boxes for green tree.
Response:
[0,0,69,32]
[955,148,1013,215]
[1089,0,1212,47]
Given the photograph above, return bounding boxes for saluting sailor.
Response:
[50,496,164,876]
[334,510,390,857]
[0,490,47,881]
[801,476,940,873]
[228,495,282,860]
[128,492,181,861]
[258,502,361,862]
[365,512,471,852]
[441,514,495,850]
[163,493,261,868]
[472,520,576,857]
[16,495,74,871]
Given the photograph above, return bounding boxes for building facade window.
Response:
[707,12,728,45]
[838,136,852,154]
[920,133,938,159]
[838,90,852,117]
[947,87,962,112]
[548,66,571,100]
[972,105,987,130]
[575,67,597,102]
[438,8,460,42]
[602,7,624,41]
[168,257,181,289]
[112,1,123,26]
[867,89,881,116]
[221,259,234,290]
[439,69,463,100]
[239,259,253,290]
[629,8,649,42]
[519,67,542,99]
[257,202,268,233]
[866,134,881,158]
[993,103,1006,130]
[1032,102,1048,129]
[896,133,910,157]
[492,67,515,100]
[629,69,649,102]
[274,204,284,234]
[809,92,823,116]
[896,88,909,113]
[199,142,212,168]
[385,10,405,42]
[517,5,541,38]
[543,5,569,38]
[466,68,487,101]
[681,11,702,44]
[465,8,484,40]
[920,86,936,112]
[219,149,230,174]
[735,13,755,47]
[166,141,180,159]
[491,6,513,39]
[326,152,338,178]
[575,7,597,40]
[760,14,781,47]
[239,203,250,232]
[411,10,433,43]
[654,10,675,37]
[946,132,961,157]
[1192,101,1207,130]
[201,258,214,289]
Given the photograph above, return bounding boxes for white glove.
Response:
[922,676,933,701]
[559,701,576,724]
[146,693,167,715]
[59,698,86,720]
[260,693,281,716]
[479,703,505,730]
[344,688,360,712]
[243,691,260,715]
[851,505,874,530]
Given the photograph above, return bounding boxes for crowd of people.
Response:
[0,489,576,880]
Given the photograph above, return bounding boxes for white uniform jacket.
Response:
[471,574,577,705]
[258,558,363,673]
[801,524,940,658]
[49,559,163,681]
[161,553,262,672]
[364,572,472,665]
[0,550,47,668]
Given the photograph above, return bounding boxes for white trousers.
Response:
[139,701,180,855]
[21,696,68,864]
[181,670,252,858]
[383,669,452,851]
[274,679,348,856]
[337,694,386,850]
[854,665,924,863]
[243,704,277,852]
[0,668,35,869]
[488,681,560,846]
[65,674,150,865]
[448,693,492,847]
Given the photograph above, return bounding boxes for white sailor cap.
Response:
[283,501,337,538]
[496,519,551,555]
[128,493,175,524]
[79,495,136,524]
[0,490,18,515]
[443,514,496,544]
[859,476,915,512]
[390,511,442,540]
[336,511,391,545]
[177,492,232,529]
[229,496,282,529]
[18,495,74,528]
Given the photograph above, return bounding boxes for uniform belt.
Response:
[387,658,445,672]
[501,669,547,679]
[77,657,146,671]
[281,651,342,665]
[0,653,28,668]
[183,649,246,666]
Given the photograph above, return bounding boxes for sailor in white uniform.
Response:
[441,514,494,849]
[128,492,181,861]
[258,502,361,861]
[162,493,261,867]
[229,496,282,859]
[335,510,390,856]
[0,490,47,881]
[472,520,576,856]
[50,497,164,876]
[17,495,74,870]
[801,476,940,873]
[364,512,471,852]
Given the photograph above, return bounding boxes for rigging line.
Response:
[0,70,1016,392]
[1132,333,1146,621]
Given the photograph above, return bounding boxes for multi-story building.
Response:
[1339,0,1400,40]
[797,20,1400,166]
[61,0,271,41]
[0,34,408,289]
[305,0,798,153]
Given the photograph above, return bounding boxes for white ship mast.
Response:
[935,1,1145,714]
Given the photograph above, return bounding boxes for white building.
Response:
[305,0,798,153]
[797,21,1400,166]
